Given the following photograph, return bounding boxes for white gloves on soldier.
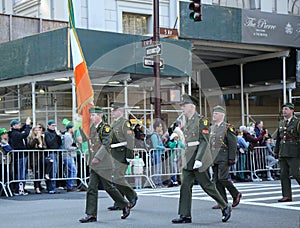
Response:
[193,160,202,169]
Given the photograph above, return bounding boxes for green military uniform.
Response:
[274,112,300,199]
[86,117,129,217]
[178,112,228,217]
[210,121,239,203]
[111,114,137,202]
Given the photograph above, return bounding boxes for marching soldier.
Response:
[107,102,138,211]
[79,106,130,223]
[172,95,231,224]
[210,105,242,209]
[274,103,300,202]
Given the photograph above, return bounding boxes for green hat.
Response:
[66,122,74,130]
[179,94,198,106]
[47,120,56,126]
[89,106,104,114]
[111,102,125,110]
[0,128,7,135]
[10,119,20,127]
[62,118,71,126]
[213,105,226,114]
[282,102,294,110]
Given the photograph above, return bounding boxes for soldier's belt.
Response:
[111,141,127,148]
[187,141,200,147]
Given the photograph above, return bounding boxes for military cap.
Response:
[213,105,226,114]
[10,119,20,127]
[282,102,294,110]
[89,106,104,113]
[0,128,7,135]
[179,94,198,106]
[111,102,125,110]
[47,120,56,126]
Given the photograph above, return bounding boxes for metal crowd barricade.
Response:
[231,146,280,182]
[0,150,9,197]
[125,148,155,189]
[149,148,183,188]
[6,149,88,197]
[231,149,253,181]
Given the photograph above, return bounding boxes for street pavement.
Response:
[0,180,299,228]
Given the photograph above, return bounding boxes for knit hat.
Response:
[47,120,56,126]
[10,119,20,127]
[66,122,74,131]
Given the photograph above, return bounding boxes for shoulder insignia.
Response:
[105,126,111,133]
[202,128,209,134]
[127,122,131,128]
[203,120,208,126]
[229,127,234,132]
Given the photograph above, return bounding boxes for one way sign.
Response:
[143,57,164,69]
[145,44,162,56]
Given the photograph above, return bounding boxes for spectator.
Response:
[133,124,146,149]
[0,128,12,195]
[27,126,47,194]
[62,121,78,192]
[44,120,62,194]
[167,132,185,186]
[237,126,250,181]
[243,126,266,148]
[172,120,185,145]
[8,117,31,195]
[254,120,266,145]
[265,136,278,181]
[150,120,165,187]
[131,151,145,189]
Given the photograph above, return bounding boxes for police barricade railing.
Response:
[230,146,279,182]
[6,149,88,197]
[0,150,9,197]
[250,146,279,181]
[125,148,155,189]
[229,148,253,182]
[149,148,183,188]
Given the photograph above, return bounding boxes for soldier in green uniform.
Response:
[172,95,231,224]
[79,106,130,223]
[274,102,300,202]
[210,105,242,209]
[107,102,138,211]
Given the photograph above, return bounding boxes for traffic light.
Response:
[189,0,202,22]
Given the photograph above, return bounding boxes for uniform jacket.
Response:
[210,122,237,164]
[182,112,212,171]
[111,116,135,163]
[274,116,300,158]
[89,122,114,170]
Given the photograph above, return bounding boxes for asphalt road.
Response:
[0,180,299,228]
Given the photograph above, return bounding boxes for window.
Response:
[122,13,149,35]
[289,0,300,15]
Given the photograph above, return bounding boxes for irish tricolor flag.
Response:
[68,0,94,138]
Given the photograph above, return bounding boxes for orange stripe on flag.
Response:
[81,103,93,138]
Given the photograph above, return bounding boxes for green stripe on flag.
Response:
[68,0,75,29]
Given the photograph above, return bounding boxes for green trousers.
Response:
[85,169,128,216]
[178,168,227,217]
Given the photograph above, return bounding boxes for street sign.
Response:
[145,44,162,56]
[143,57,164,69]
[141,37,154,47]
[159,28,178,36]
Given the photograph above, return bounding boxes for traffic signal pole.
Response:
[153,0,161,119]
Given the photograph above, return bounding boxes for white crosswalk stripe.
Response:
[138,182,300,211]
